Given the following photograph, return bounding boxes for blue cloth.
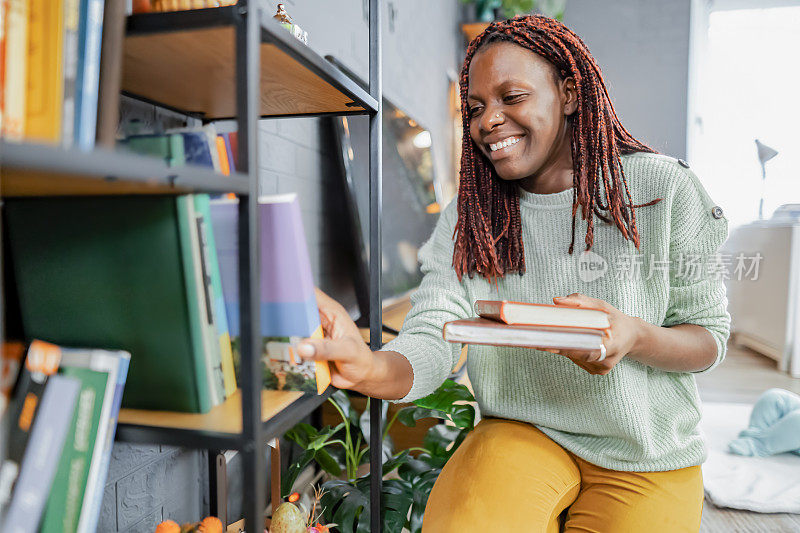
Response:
[728,388,800,457]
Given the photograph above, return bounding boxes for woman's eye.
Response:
[468,106,483,117]
[504,94,525,103]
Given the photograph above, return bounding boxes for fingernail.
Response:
[296,343,315,358]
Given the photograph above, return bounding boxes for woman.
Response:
[298,15,730,532]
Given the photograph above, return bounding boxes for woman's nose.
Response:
[480,110,504,133]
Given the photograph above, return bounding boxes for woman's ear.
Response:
[562,76,578,116]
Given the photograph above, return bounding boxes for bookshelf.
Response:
[0,0,383,531]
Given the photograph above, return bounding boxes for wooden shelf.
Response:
[0,141,249,196]
[123,8,378,119]
[462,22,490,43]
[119,389,303,434]
[116,387,333,449]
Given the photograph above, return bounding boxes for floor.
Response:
[695,335,800,532]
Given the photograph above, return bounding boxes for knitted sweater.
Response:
[383,152,731,472]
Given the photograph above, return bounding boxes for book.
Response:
[227,131,239,171]
[443,318,607,352]
[184,196,225,405]
[25,0,64,143]
[0,0,6,132]
[0,340,62,514]
[78,351,129,533]
[121,132,186,167]
[39,347,124,533]
[1,374,80,533]
[209,195,331,395]
[474,300,610,330]
[221,132,236,173]
[73,0,104,150]
[5,196,217,413]
[2,0,28,139]
[216,135,230,176]
[195,195,237,398]
[61,0,80,147]
[0,342,25,417]
[95,0,125,148]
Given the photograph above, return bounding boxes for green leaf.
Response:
[284,422,318,448]
[321,479,368,533]
[396,406,448,427]
[314,448,342,477]
[382,450,410,476]
[412,380,474,412]
[281,448,314,498]
[449,404,476,430]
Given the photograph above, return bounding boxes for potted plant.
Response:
[460,0,566,21]
[280,380,477,533]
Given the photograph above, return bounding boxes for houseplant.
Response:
[460,0,566,21]
[281,380,477,533]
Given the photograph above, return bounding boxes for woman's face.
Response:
[467,41,577,182]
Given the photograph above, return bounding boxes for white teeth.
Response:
[489,136,520,152]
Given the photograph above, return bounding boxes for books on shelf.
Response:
[4,195,229,413]
[210,194,331,395]
[0,0,104,147]
[443,300,609,351]
[0,340,130,533]
[131,0,239,14]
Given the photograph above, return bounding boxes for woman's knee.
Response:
[422,418,581,533]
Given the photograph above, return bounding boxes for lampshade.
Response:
[755,139,778,164]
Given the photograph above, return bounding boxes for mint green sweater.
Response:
[384,152,731,472]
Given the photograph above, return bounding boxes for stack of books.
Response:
[443,300,610,352]
[0,340,130,532]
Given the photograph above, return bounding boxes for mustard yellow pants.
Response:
[423,418,704,532]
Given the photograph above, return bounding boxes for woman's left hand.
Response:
[543,293,645,375]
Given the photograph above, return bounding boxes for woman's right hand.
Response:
[296,288,376,390]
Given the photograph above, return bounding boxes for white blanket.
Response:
[700,402,800,514]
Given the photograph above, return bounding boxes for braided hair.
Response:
[453,15,662,283]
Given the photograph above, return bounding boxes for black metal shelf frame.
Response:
[1,0,383,530]
[0,141,251,195]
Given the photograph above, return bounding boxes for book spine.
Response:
[0,341,62,513]
[222,133,236,173]
[77,352,130,533]
[1,0,28,139]
[95,0,125,148]
[74,351,119,533]
[1,375,80,533]
[74,0,104,150]
[25,0,64,143]
[61,0,80,147]
[196,194,237,398]
[0,0,6,132]
[190,196,225,405]
[176,195,212,413]
[473,300,506,323]
[40,360,109,533]
[215,135,230,176]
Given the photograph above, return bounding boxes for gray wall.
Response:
[563,0,691,159]
[100,2,463,530]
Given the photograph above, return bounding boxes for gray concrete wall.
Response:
[563,0,691,159]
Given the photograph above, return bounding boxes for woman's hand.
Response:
[543,293,645,375]
[296,288,376,390]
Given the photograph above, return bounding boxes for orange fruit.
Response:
[154,520,181,533]
[198,516,224,533]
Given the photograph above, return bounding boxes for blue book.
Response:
[1,375,80,533]
[180,132,215,168]
[74,0,105,150]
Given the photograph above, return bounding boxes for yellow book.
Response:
[25,0,63,143]
[2,0,28,139]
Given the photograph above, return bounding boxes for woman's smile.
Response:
[487,134,526,160]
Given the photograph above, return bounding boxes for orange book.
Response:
[474,299,610,331]
[215,135,230,176]
[25,0,64,143]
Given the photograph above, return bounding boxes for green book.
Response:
[5,196,212,413]
[121,133,186,167]
[39,358,110,533]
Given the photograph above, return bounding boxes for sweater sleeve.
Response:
[662,164,732,374]
[382,200,473,403]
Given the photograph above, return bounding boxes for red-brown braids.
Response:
[453,15,662,284]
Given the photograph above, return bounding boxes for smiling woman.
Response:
[298,14,732,533]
